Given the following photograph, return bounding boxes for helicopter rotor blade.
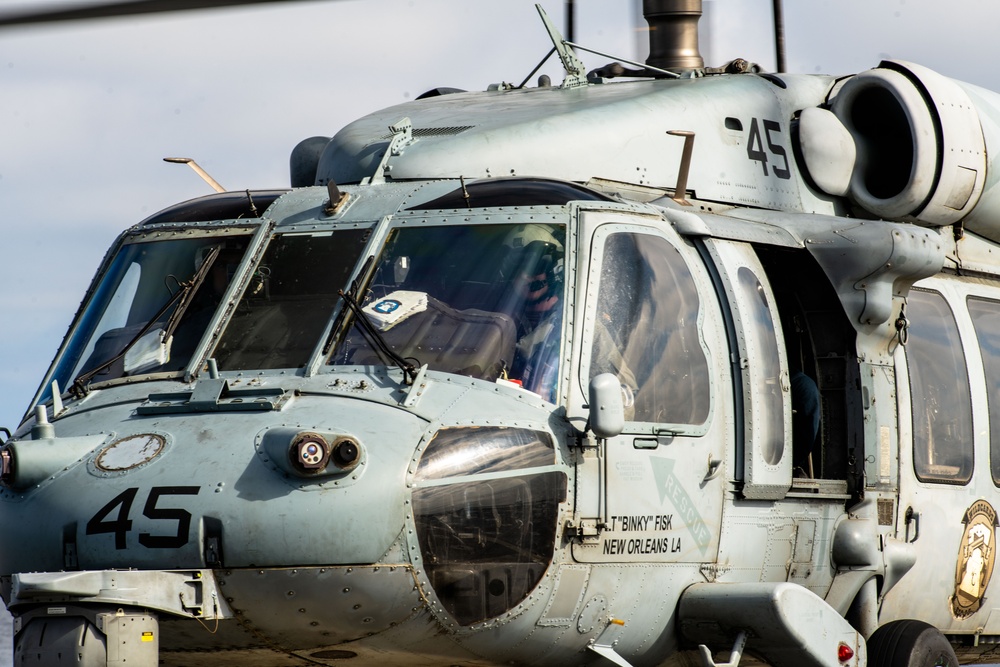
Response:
[0,0,336,28]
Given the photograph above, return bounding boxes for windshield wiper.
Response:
[163,245,221,340]
[322,254,420,384]
[322,254,372,357]
[71,246,222,397]
[337,287,419,384]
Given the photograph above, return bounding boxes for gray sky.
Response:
[1,0,999,430]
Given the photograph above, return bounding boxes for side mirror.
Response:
[589,373,624,439]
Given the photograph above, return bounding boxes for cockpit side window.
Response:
[906,289,973,484]
[46,233,252,399]
[586,231,710,425]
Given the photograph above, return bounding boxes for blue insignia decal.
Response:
[373,299,402,314]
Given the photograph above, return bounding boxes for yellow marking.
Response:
[141,632,154,642]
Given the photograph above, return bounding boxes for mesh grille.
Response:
[379,126,474,140]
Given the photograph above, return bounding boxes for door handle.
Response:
[704,455,723,482]
[905,506,920,543]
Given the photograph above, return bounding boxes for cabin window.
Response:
[214,229,370,370]
[587,231,709,425]
[906,289,973,484]
[736,267,784,465]
[967,296,1000,486]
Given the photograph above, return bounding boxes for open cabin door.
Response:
[569,210,730,564]
[702,238,793,499]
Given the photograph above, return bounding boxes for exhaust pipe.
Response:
[643,0,703,71]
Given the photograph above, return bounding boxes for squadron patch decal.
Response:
[952,500,998,618]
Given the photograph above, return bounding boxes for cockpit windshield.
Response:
[328,223,567,401]
[213,229,371,370]
[46,233,252,399]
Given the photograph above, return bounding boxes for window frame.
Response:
[905,288,975,486]
[967,294,1000,486]
[578,221,715,436]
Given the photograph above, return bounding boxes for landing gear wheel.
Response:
[867,620,959,667]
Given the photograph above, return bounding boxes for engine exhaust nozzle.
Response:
[643,0,704,71]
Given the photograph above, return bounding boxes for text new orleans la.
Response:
[602,514,680,555]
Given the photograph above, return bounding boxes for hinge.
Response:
[565,518,603,544]
[366,117,416,185]
[570,428,598,450]
[63,540,78,570]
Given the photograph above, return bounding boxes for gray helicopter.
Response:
[3,1,1000,666]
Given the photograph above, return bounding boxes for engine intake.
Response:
[825,60,988,231]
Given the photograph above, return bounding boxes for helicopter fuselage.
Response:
[5,54,1000,667]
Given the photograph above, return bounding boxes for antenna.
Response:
[164,157,226,193]
[324,181,349,215]
[536,4,587,87]
[667,130,695,205]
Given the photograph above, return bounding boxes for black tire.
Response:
[867,620,959,667]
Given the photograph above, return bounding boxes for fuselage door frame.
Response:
[568,208,728,564]
[702,238,792,499]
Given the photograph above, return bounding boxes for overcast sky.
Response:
[1,0,999,431]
